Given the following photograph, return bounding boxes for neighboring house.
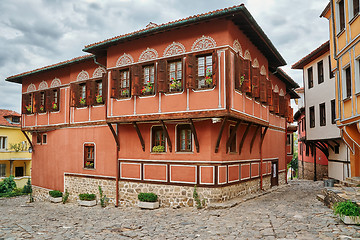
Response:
[6,5,298,207]
[321,1,360,177]
[0,110,32,188]
[292,42,350,181]
[286,124,297,170]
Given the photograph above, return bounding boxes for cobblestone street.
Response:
[1,180,360,239]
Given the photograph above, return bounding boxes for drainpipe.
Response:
[93,55,106,69]
[260,127,263,190]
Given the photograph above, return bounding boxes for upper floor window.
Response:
[142,65,155,96]
[345,66,352,98]
[328,56,334,79]
[307,67,313,88]
[84,143,95,169]
[317,60,324,84]
[0,136,7,150]
[338,0,345,32]
[95,80,104,105]
[39,91,46,113]
[151,126,166,153]
[331,99,336,124]
[177,124,192,152]
[319,103,326,126]
[79,83,86,106]
[168,60,183,93]
[120,69,130,98]
[197,54,213,89]
[351,0,360,19]
[286,134,291,146]
[309,106,315,128]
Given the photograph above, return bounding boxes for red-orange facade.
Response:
[6,5,298,205]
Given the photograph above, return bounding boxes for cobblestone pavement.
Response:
[1,180,360,239]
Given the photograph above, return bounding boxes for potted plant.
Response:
[40,105,45,112]
[52,102,58,111]
[169,78,182,92]
[121,89,130,97]
[138,192,159,209]
[96,94,103,104]
[152,145,165,153]
[141,81,154,95]
[79,97,86,106]
[205,69,213,86]
[78,193,96,207]
[25,105,32,114]
[49,190,63,203]
[333,200,360,224]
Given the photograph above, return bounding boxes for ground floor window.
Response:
[152,126,166,152]
[15,167,24,177]
[84,143,95,169]
[177,124,192,152]
[0,164,5,177]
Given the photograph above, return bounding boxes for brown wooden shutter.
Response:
[273,92,279,114]
[33,92,40,113]
[86,81,96,106]
[157,59,168,93]
[252,67,260,99]
[185,54,196,89]
[288,107,294,123]
[56,88,60,111]
[131,65,141,96]
[279,96,285,116]
[259,75,267,103]
[241,59,252,94]
[111,70,119,99]
[70,83,78,107]
[212,51,218,87]
[45,89,52,112]
[234,53,240,90]
[266,79,272,106]
[102,72,107,103]
[22,94,29,114]
[269,90,274,113]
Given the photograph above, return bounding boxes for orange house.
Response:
[6,5,298,207]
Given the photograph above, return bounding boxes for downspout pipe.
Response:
[93,55,107,69]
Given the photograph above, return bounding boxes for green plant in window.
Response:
[205,69,213,85]
[85,161,94,168]
[152,145,165,152]
[170,78,182,90]
[52,102,58,110]
[239,74,245,86]
[121,89,129,96]
[96,94,103,103]
[141,82,153,94]
[25,105,32,113]
[40,105,44,112]
[79,97,86,105]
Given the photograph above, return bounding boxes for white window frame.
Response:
[0,136,7,150]
[342,64,351,99]
[0,164,6,177]
[42,134,47,145]
[355,56,360,94]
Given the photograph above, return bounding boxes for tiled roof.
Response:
[0,109,21,127]
[292,41,330,69]
[6,54,93,84]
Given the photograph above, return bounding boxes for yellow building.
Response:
[0,110,32,188]
[321,1,360,176]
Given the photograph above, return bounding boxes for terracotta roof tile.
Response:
[0,109,21,127]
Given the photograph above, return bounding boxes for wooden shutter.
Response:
[111,70,119,99]
[22,94,29,114]
[279,96,285,116]
[102,72,108,103]
[70,83,78,107]
[267,79,272,106]
[157,59,168,93]
[86,81,96,106]
[45,89,52,112]
[259,75,267,103]
[241,59,252,94]
[33,91,40,113]
[185,54,196,89]
[55,88,60,111]
[273,92,279,114]
[234,53,241,90]
[212,51,218,87]
[252,67,260,99]
[288,107,294,123]
[131,65,141,96]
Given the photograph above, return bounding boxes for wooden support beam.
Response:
[250,125,261,154]
[188,118,199,153]
[239,123,252,154]
[215,117,228,153]
[21,130,34,152]
[132,122,145,152]
[314,142,329,158]
[160,120,172,152]
[331,139,340,147]
[226,119,241,153]
[107,123,120,151]
[323,140,334,151]
[260,126,269,147]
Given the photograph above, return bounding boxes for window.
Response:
[168,60,183,93]
[0,164,5,177]
[37,134,42,144]
[328,56,334,79]
[302,117,305,132]
[42,134,47,144]
[319,103,326,126]
[0,136,7,150]
[310,106,315,128]
[334,145,340,154]
[338,0,345,32]
[22,93,33,114]
[229,126,237,153]
[306,144,309,156]
[177,124,192,152]
[197,54,213,89]
[95,80,103,104]
[317,60,324,84]
[52,88,60,111]
[307,67,313,88]
[142,65,155,95]
[352,0,360,19]
[119,69,130,98]
[84,144,95,169]
[79,83,86,106]
[15,167,24,177]
[152,126,166,152]
[345,66,352,98]
[286,134,291,145]
[39,91,46,113]
[12,116,20,123]
[331,99,336,124]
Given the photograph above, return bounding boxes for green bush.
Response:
[152,145,165,152]
[138,192,158,202]
[49,190,63,198]
[0,191,25,198]
[333,200,360,218]
[79,193,96,201]
[62,189,69,204]
[0,175,16,193]
[22,179,32,194]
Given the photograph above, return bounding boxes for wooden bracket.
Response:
[226,119,241,153]
[160,120,172,152]
[323,140,334,151]
[250,125,261,154]
[21,130,34,152]
[260,126,269,148]
[215,117,228,153]
[188,118,199,153]
[132,122,145,152]
[107,123,120,151]
[239,122,252,154]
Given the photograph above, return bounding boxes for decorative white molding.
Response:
[27,84,36,93]
[38,81,48,90]
[77,70,89,81]
[92,67,106,78]
[279,89,285,96]
[50,78,61,88]
[139,48,158,62]
[116,53,134,67]
[191,35,217,51]
[163,42,186,57]
[260,65,267,76]
[233,40,242,56]
[274,85,279,93]
[252,58,259,68]
[244,50,251,60]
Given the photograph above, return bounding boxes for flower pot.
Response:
[340,215,360,225]
[78,199,97,207]
[138,201,159,209]
[49,196,62,203]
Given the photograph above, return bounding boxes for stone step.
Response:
[341,180,358,187]
[345,177,360,185]
[316,194,325,203]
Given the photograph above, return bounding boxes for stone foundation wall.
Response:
[298,160,328,180]
[32,185,52,201]
[279,171,286,185]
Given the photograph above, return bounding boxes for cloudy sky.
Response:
[0,0,329,113]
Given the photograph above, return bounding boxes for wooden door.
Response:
[271,161,278,187]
